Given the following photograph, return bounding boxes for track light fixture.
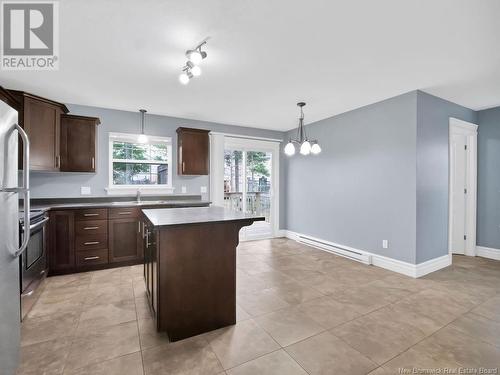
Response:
[179,38,209,85]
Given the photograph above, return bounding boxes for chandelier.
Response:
[284,102,321,156]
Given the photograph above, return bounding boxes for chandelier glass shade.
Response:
[284,102,321,156]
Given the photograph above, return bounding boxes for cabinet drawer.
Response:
[76,249,108,267]
[108,207,139,219]
[75,220,108,235]
[75,234,108,251]
[75,209,108,221]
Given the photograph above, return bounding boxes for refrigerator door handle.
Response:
[0,123,30,258]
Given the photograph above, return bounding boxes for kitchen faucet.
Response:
[136,189,141,203]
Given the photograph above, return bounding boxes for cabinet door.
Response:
[109,218,142,263]
[177,128,209,175]
[49,211,75,273]
[24,97,61,171]
[60,115,98,172]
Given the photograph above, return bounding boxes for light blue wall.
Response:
[29,104,287,226]
[477,106,500,249]
[284,92,418,263]
[415,91,477,263]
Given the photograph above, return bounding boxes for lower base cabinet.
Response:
[49,211,75,273]
[109,218,143,263]
[47,204,208,276]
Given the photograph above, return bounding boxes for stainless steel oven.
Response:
[19,210,49,320]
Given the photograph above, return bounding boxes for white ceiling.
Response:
[2,0,500,131]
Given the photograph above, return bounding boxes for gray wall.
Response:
[415,91,477,263]
[285,92,418,263]
[477,106,500,249]
[29,104,286,227]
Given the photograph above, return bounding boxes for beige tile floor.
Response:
[18,238,500,375]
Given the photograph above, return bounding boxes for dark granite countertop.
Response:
[25,195,210,212]
[142,206,265,228]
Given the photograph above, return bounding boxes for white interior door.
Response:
[223,137,279,241]
[450,133,467,254]
[449,118,478,257]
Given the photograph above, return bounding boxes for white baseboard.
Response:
[476,246,500,261]
[284,230,451,278]
[414,254,452,278]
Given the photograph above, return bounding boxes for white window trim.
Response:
[106,132,174,195]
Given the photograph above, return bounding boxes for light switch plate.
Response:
[200,186,207,193]
[382,240,389,249]
[81,186,91,195]
[181,186,187,194]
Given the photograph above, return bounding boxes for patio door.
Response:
[223,137,279,240]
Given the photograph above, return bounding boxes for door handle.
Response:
[84,256,100,261]
[83,213,99,217]
[83,226,99,230]
[1,124,30,258]
[83,241,100,245]
[91,157,95,170]
[28,216,49,231]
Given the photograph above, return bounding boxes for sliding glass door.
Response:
[223,138,279,240]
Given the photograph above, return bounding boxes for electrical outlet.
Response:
[80,186,91,195]
[200,186,207,193]
[181,186,187,194]
[382,240,389,249]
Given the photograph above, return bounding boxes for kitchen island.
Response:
[140,206,264,341]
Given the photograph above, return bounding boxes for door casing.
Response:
[448,118,478,257]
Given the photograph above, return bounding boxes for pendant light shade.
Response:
[284,141,295,156]
[138,109,148,144]
[300,140,311,155]
[284,102,321,156]
[311,142,322,154]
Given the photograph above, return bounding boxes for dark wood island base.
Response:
[141,206,264,342]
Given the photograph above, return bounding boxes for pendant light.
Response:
[284,102,321,156]
[138,109,148,144]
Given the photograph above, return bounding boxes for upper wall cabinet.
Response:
[9,89,69,171]
[176,127,210,175]
[60,114,100,173]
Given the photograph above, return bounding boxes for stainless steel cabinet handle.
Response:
[84,256,100,261]
[138,221,140,233]
[83,241,99,245]
[91,157,95,169]
[83,213,99,217]
[56,155,60,168]
[182,161,185,173]
[83,226,99,230]
[1,124,30,258]
[118,211,132,215]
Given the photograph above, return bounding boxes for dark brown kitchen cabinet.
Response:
[48,210,75,273]
[60,114,100,172]
[177,127,210,175]
[109,217,143,263]
[9,90,69,171]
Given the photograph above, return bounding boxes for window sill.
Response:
[105,186,176,196]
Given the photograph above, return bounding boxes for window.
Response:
[107,133,173,194]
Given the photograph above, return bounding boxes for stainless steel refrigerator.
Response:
[0,93,30,375]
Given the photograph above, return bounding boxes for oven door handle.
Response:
[27,217,49,231]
